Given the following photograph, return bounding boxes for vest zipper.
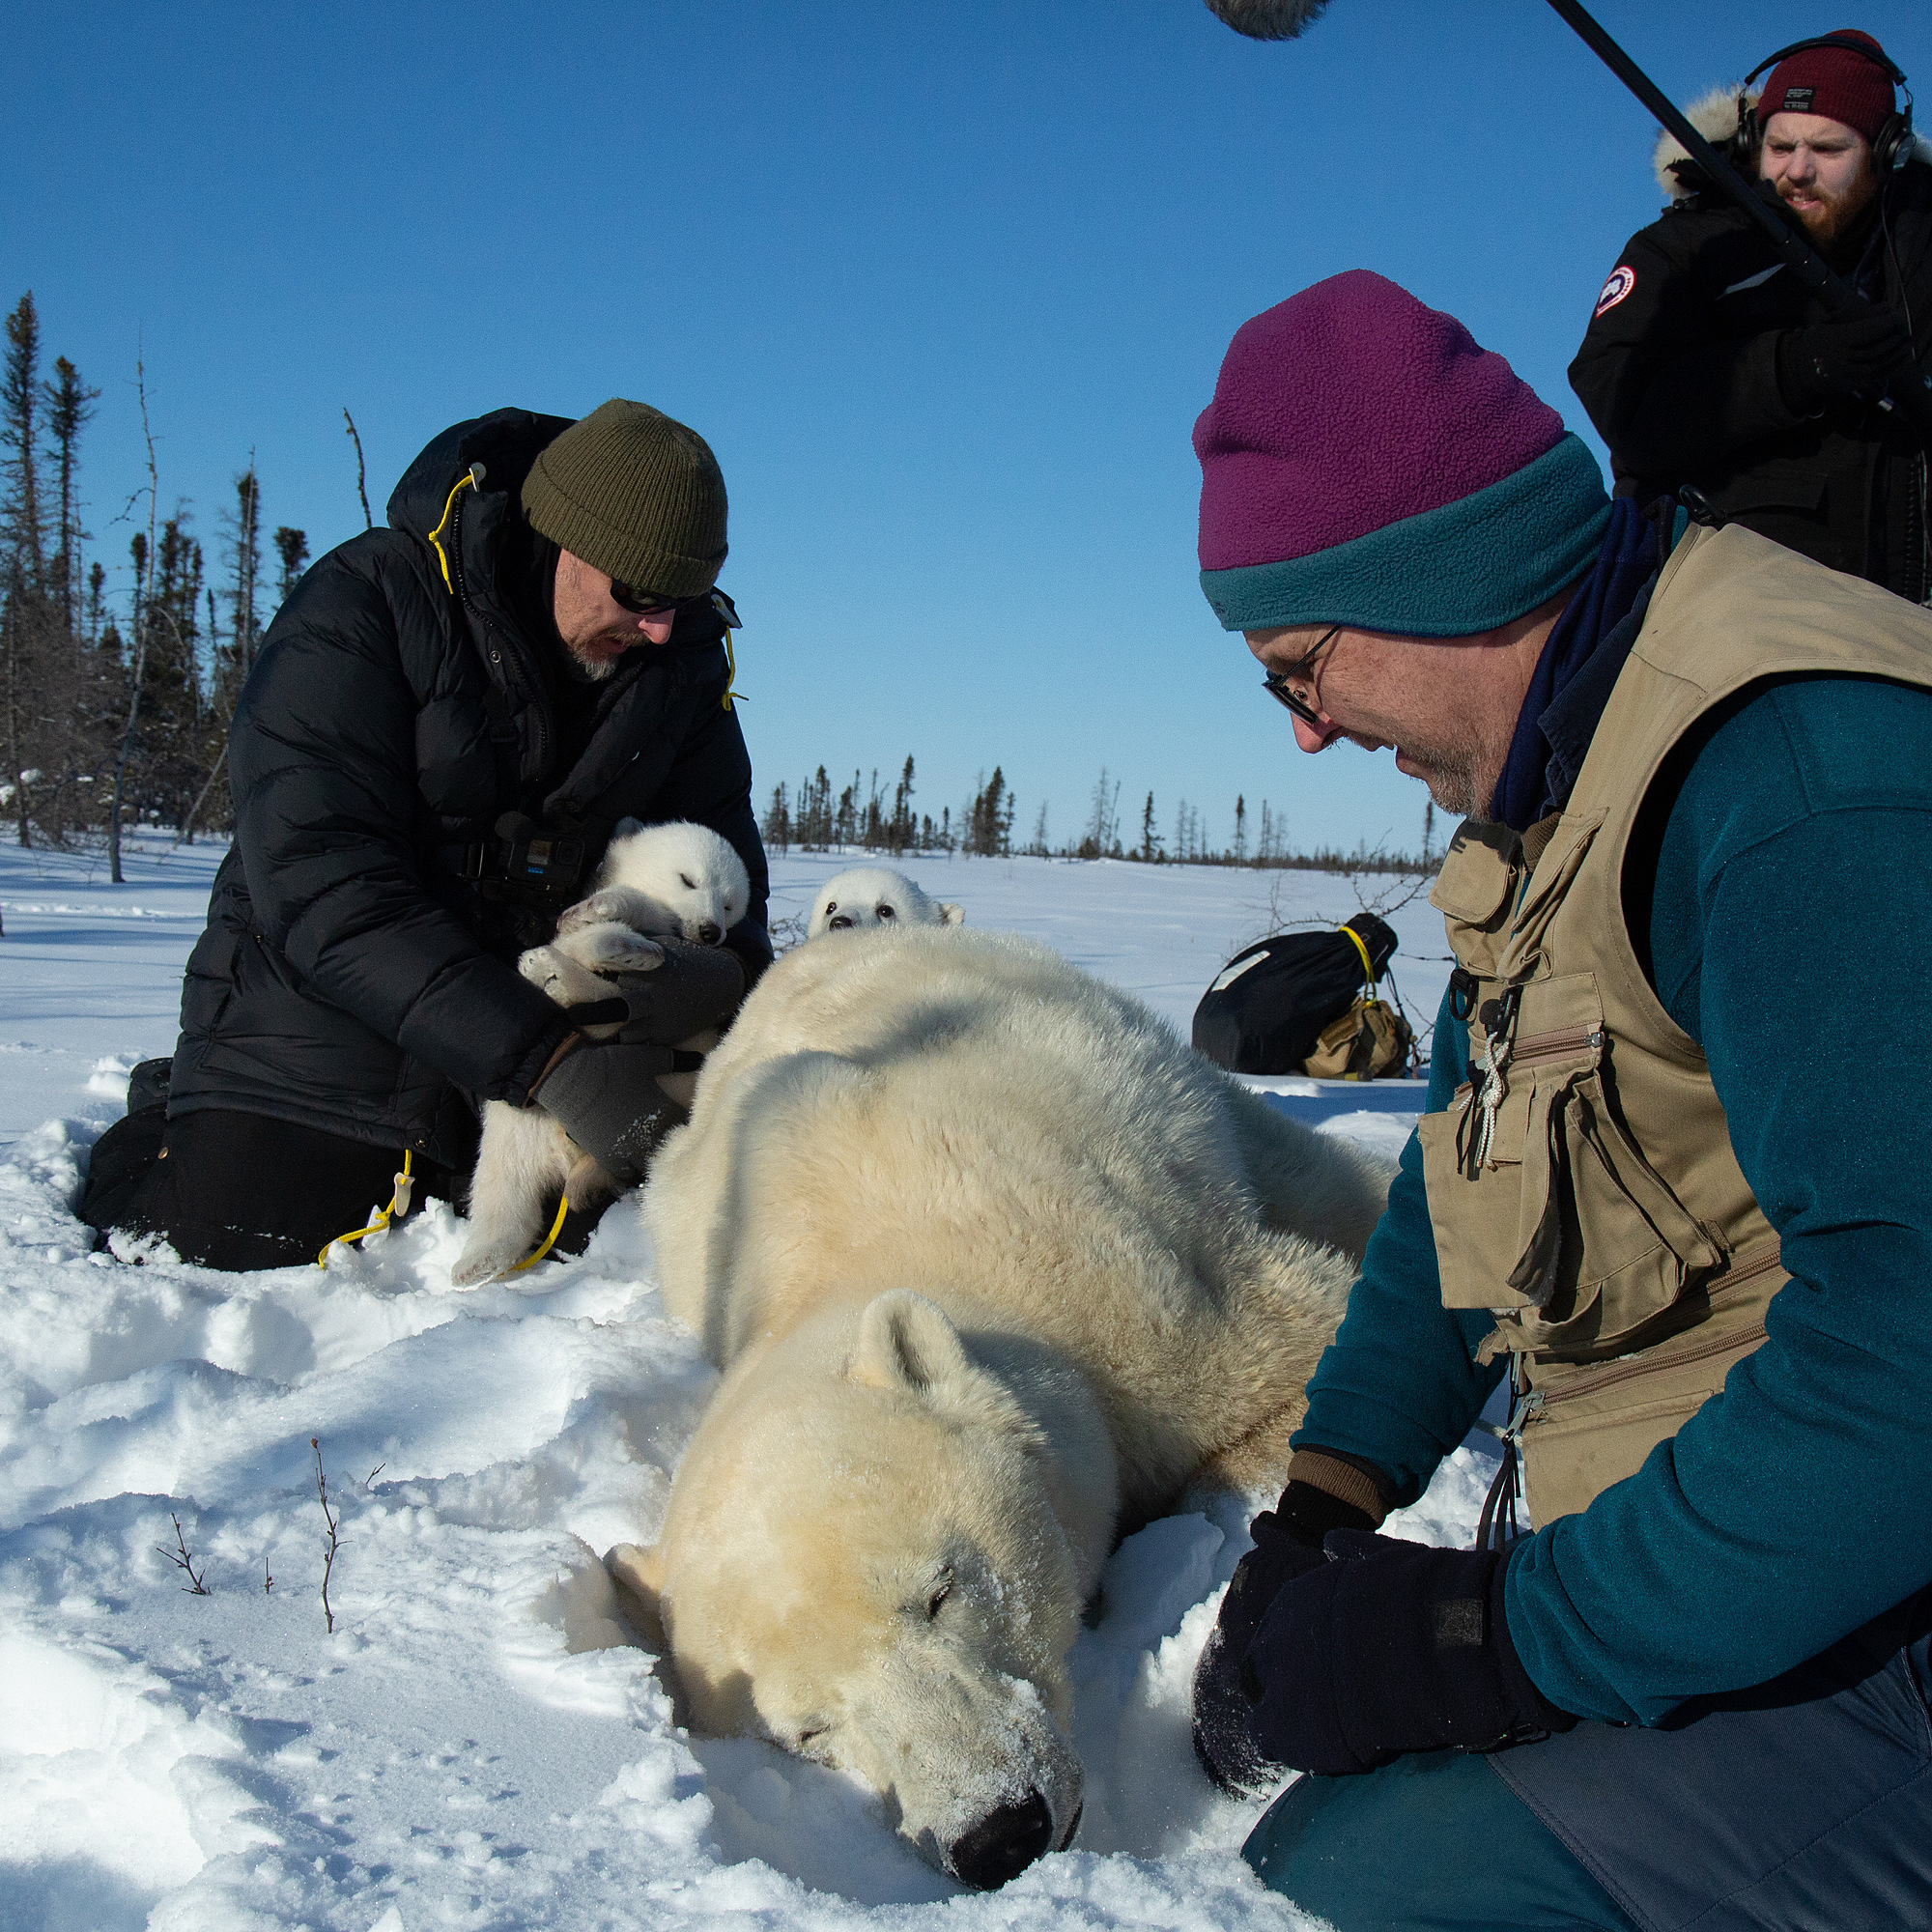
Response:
[1491,1023,1604,1071]
[1523,1245,1782,1414]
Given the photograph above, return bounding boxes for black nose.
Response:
[828,914,853,930]
[696,921,722,945]
[948,1789,1054,1889]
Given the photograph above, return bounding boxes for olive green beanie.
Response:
[521,399,727,599]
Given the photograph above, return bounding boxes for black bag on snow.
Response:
[1192,915,1399,1076]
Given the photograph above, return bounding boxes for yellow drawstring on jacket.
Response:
[506,1196,571,1274]
[426,464,484,594]
[318,1151,414,1267]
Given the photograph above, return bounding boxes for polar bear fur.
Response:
[609,925,1392,1886]
[450,820,749,1288]
[807,865,964,938]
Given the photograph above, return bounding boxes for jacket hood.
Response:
[386,410,573,545]
[1655,82,1932,203]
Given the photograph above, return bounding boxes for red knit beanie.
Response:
[1757,29,1897,144]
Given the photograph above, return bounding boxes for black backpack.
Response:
[1192,914,1401,1076]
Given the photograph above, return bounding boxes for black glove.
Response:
[1192,1479,1376,1794]
[1239,1531,1576,1777]
[531,1037,684,1186]
[1776,305,1915,414]
[573,938,748,1047]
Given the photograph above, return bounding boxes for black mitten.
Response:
[1240,1531,1576,1777]
[531,1037,683,1185]
[1776,305,1915,414]
[1192,1479,1375,1793]
[606,938,746,1045]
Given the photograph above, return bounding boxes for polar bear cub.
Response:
[450,819,749,1288]
[610,925,1393,1886]
[807,866,963,939]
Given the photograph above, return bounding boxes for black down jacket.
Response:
[1569,156,1932,600]
[167,409,770,1168]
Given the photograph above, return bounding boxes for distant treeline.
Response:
[763,759,1439,873]
[1,291,327,880]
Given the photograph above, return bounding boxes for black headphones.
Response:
[1744,35,1916,174]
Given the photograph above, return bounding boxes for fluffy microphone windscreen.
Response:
[1203,0,1331,39]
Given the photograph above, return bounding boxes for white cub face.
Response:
[808,867,964,941]
[618,1294,1085,1889]
[597,818,751,945]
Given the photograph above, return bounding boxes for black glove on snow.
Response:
[572,938,748,1046]
[531,1037,684,1186]
[1776,305,1915,414]
[1192,1479,1376,1794]
[1238,1531,1576,1777]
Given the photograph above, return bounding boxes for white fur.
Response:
[1653,83,1758,200]
[450,820,750,1288]
[611,926,1394,1885]
[806,865,964,939]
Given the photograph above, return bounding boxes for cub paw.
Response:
[556,890,632,936]
[450,1238,530,1288]
[580,925,665,972]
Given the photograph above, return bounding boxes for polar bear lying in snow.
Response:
[807,865,964,938]
[610,926,1390,1888]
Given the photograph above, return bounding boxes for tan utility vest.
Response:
[1419,524,1932,1525]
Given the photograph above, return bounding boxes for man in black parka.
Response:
[1569,30,1932,602]
[108,400,769,1269]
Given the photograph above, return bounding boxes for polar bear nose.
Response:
[948,1789,1054,1889]
[696,921,722,945]
[828,914,854,930]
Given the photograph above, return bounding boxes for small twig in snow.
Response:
[312,1437,341,1634]
[264,1554,273,1594]
[159,1513,211,1594]
[364,1462,385,1492]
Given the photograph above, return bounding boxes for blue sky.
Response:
[7,1,1923,856]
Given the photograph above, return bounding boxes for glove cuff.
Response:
[1286,1448,1390,1528]
[1488,1549,1579,1739]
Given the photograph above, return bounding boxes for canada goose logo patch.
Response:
[1594,266,1636,317]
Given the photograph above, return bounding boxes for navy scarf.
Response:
[1489,497,1667,833]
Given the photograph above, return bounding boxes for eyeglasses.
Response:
[609,579,708,618]
[1262,624,1343,729]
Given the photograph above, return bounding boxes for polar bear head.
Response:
[597,818,751,945]
[807,867,964,941]
[609,1292,1111,1888]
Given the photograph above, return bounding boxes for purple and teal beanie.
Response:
[1194,270,1609,637]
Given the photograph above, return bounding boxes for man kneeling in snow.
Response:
[1188,270,1932,1927]
[91,402,767,1268]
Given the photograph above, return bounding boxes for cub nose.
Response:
[696,921,722,946]
[948,1789,1054,1889]
[828,914,854,930]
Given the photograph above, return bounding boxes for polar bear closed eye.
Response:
[807,866,964,940]
[450,819,750,1288]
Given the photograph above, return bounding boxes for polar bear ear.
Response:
[938,903,965,925]
[606,1541,668,1649]
[850,1290,972,1395]
[612,815,645,840]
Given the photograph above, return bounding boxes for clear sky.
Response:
[7,1,1923,858]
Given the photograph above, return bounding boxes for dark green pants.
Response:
[1243,1751,1633,1932]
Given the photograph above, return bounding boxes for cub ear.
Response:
[606,1541,668,1650]
[612,815,645,839]
[938,902,966,925]
[850,1290,972,1395]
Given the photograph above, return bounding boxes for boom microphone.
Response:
[1203,0,1330,41]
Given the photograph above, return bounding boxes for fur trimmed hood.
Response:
[1653,81,1932,203]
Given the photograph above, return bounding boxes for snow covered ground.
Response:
[0,836,1491,1932]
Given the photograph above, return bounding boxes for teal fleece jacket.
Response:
[1292,671,1932,1727]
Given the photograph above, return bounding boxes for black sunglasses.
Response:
[609,579,709,618]
[1262,624,1343,729]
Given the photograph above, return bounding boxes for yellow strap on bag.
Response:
[1337,922,1380,1004]
[507,1196,570,1274]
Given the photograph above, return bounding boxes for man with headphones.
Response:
[1570,29,1931,604]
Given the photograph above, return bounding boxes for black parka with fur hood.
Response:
[166,409,770,1168]
[1569,98,1932,601]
